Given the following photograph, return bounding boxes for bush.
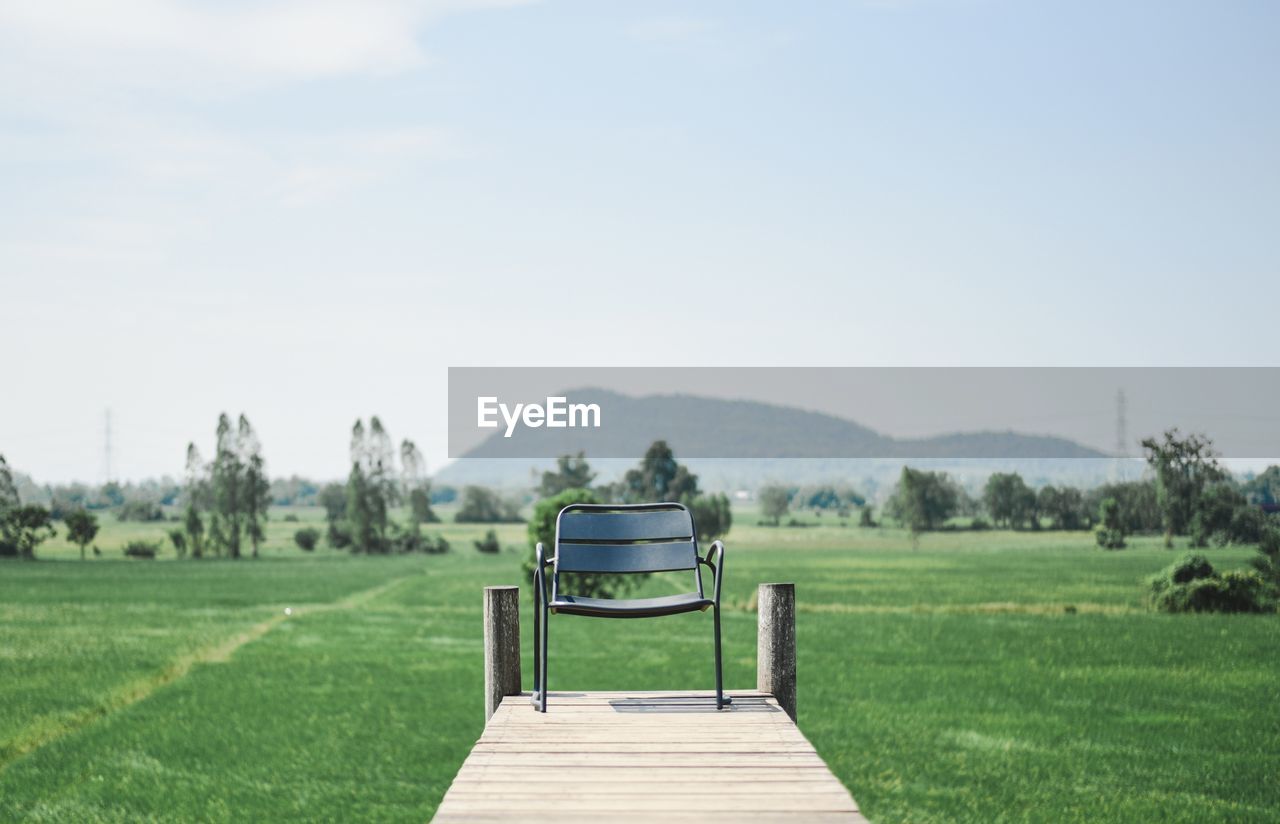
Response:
[524,488,642,600]
[474,529,501,554]
[116,500,165,522]
[858,506,876,528]
[294,527,320,551]
[1148,553,1273,613]
[1095,497,1126,549]
[969,517,991,531]
[391,523,449,554]
[1169,553,1215,584]
[327,521,352,549]
[283,513,300,523]
[123,540,159,559]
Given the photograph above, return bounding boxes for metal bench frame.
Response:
[531,502,727,713]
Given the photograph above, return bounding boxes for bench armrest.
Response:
[699,540,725,605]
[534,542,554,602]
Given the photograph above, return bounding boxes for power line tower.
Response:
[103,408,114,483]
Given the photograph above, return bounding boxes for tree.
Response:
[401,439,439,525]
[1249,524,1280,601]
[64,508,99,561]
[1190,481,1248,547]
[1242,465,1280,506]
[886,467,958,536]
[210,413,245,558]
[346,462,375,552]
[456,486,522,523]
[183,443,208,559]
[239,415,271,559]
[1142,429,1225,546]
[168,528,188,558]
[1037,485,1087,530]
[686,492,732,543]
[99,481,125,508]
[0,454,19,514]
[623,441,699,503]
[0,505,55,559]
[365,417,396,544]
[983,472,1038,529]
[795,484,865,514]
[758,485,790,526]
[539,452,596,498]
[345,417,399,553]
[318,482,348,547]
[1086,481,1161,534]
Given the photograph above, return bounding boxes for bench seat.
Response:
[550,592,713,618]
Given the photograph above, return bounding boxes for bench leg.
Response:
[539,604,549,713]
[531,576,542,708]
[713,602,725,710]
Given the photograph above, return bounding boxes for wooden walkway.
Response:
[433,690,866,823]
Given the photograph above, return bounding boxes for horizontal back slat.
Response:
[557,541,698,573]
[558,509,693,543]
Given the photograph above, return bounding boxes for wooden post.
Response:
[484,586,521,723]
[757,582,797,722]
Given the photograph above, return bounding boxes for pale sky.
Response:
[2,1,1277,483]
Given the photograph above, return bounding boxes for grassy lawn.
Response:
[2,511,1277,822]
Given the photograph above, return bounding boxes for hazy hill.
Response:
[439,389,1111,490]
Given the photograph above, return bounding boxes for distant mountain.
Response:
[438,389,1110,489]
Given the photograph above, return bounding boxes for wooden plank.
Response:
[432,691,865,823]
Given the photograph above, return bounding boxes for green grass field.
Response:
[3,509,1278,822]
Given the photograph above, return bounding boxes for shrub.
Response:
[858,506,876,528]
[969,517,991,531]
[524,488,642,600]
[1169,553,1215,584]
[474,529,501,554]
[123,540,159,559]
[327,521,352,549]
[391,523,449,554]
[1148,553,1273,613]
[1095,497,1126,549]
[283,513,300,523]
[294,527,320,551]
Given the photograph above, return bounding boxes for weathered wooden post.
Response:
[757,582,797,722]
[483,585,521,723]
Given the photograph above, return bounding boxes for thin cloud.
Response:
[627,16,716,43]
[0,0,536,88]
